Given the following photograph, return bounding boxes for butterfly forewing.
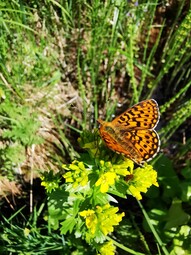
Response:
[113,99,159,130]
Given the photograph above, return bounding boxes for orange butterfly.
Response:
[97,99,160,165]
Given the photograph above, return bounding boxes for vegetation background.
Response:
[0,0,191,254]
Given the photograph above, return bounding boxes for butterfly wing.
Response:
[112,99,160,130]
[118,129,160,164]
[98,121,142,162]
[98,99,160,164]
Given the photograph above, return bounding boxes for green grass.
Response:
[0,0,191,254]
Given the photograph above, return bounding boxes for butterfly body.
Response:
[98,99,160,165]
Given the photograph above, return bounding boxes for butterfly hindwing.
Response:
[119,129,160,163]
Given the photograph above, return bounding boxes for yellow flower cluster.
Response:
[98,240,116,255]
[127,164,158,200]
[41,171,60,193]
[95,171,116,193]
[63,161,89,188]
[112,158,134,175]
[79,204,124,241]
[62,157,134,193]
[95,158,133,193]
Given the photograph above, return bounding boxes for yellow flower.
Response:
[79,204,124,241]
[79,209,97,234]
[99,240,116,255]
[113,158,134,176]
[95,158,135,193]
[128,185,142,200]
[63,171,73,183]
[98,204,124,235]
[41,171,60,192]
[127,164,158,200]
[23,228,30,237]
[63,161,89,188]
[95,172,117,193]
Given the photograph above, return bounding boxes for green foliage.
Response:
[0,99,42,177]
[45,130,159,254]
[0,205,76,254]
[41,170,61,193]
[0,101,42,145]
[0,0,191,254]
[0,100,42,146]
[0,143,25,177]
[141,155,191,255]
[160,99,191,143]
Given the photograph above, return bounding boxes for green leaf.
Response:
[170,225,191,255]
[155,155,180,199]
[164,198,190,229]
[60,217,77,234]
[179,181,191,202]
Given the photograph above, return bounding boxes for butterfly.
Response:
[97,99,160,165]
